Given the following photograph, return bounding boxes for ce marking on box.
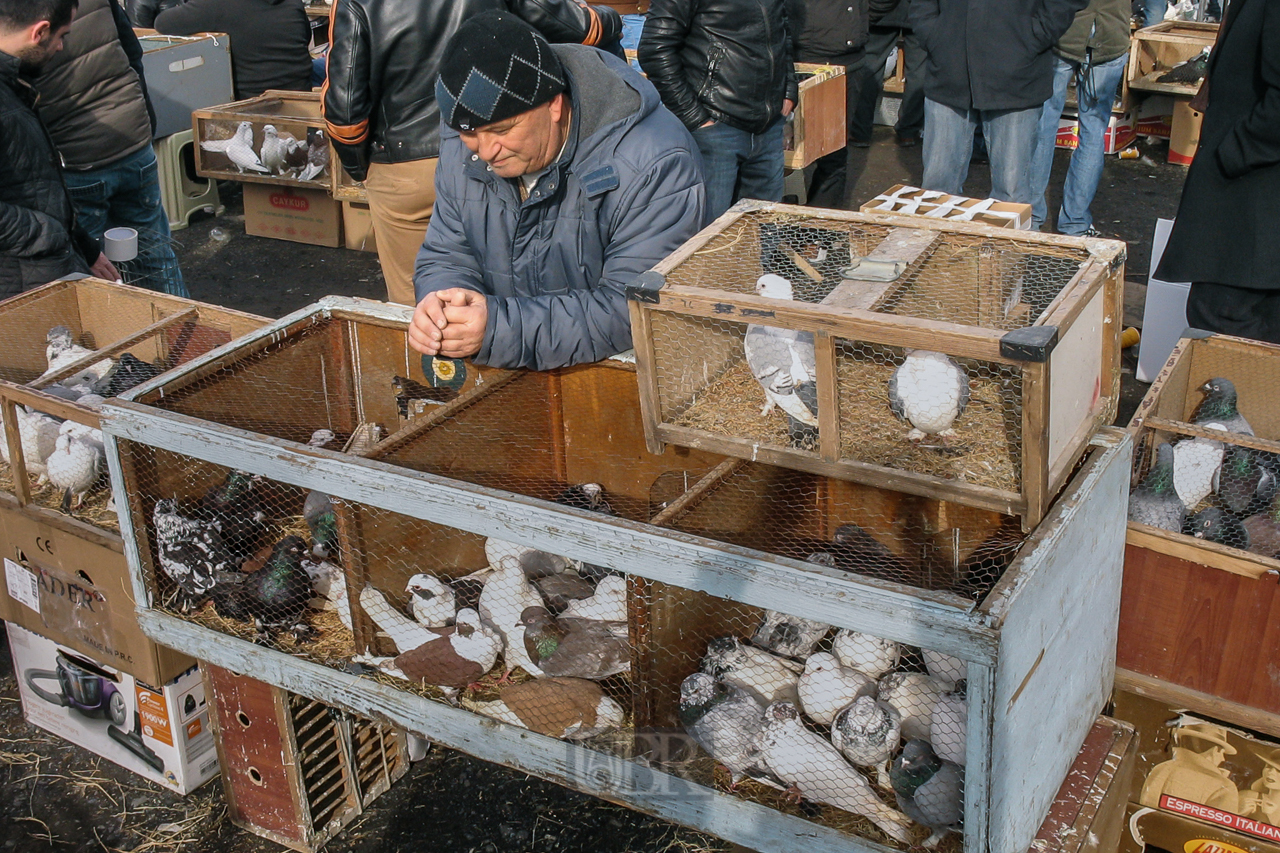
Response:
[34,537,54,555]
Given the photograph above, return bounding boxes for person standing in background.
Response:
[790,0,869,208]
[1157,0,1280,344]
[33,0,186,295]
[640,0,797,219]
[849,0,924,149]
[1028,0,1130,236]
[129,0,311,100]
[910,0,1087,203]
[324,0,622,306]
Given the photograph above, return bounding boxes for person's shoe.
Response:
[895,133,919,148]
[1063,226,1103,238]
[850,138,872,148]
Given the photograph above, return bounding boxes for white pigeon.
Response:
[743,274,819,448]
[832,629,900,678]
[406,573,456,628]
[46,432,101,512]
[359,585,441,653]
[752,610,831,659]
[17,408,61,482]
[888,350,971,444]
[797,651,875,726]
[356,608,500,697]
[701,636,803,705]
[40,326,115,386]
[60,418,104,456]
[878,671,946,742]
[477,555,547,678]
[201,121,269,174]
[302,556,351,630]
[831,693,903,790]
[1172,425,1226,510]
[931,683,968,767]
[259,124,290,174]
[922,648,966,687]
[483,536,572,579]
[754,702,914,845]
[560,573,627,624]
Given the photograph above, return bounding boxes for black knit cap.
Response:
[436,10,567,132]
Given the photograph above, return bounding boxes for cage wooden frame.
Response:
[1127,20,1218,98]
[101,297,1130,853]
[785,63,847,170]
[627,201,1126,531]
[192,90,334,189]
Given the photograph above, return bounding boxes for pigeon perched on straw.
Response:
[889,350,970,445]
[461,677,625,740]
[743,274,819,450]
[212,535,315,642]
[678,673,781,789]
[47,431,101,513]
[891,739,964,848]
[153,498,237,610]
[796,651,874,726]
[831,693,902,789]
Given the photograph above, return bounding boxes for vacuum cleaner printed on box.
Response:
[7,623,219,794]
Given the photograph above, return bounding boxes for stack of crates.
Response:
[102,201,1131,853]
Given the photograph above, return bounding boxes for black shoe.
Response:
[850,138,872,148]
[895,133,919,148]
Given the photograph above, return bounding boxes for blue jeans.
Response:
[692,119,785,220]
[1029,53,1127,234]
[63,145,187,296]
[1145,0,1167,25]
[921,99,1040,203]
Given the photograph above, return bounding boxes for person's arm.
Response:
[1028,0,1090,54]
[638,0,707,130]
[782,1,798,109]
[125,0,183,28]
[152,0,219,37]
[0,200,77,259]
[907,0,941,46]
[111,0,157,134]
[1217,1,1280,178]
[508,0,623,49]
[323,0,373,182]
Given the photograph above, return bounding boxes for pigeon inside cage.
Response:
[199,119,329,181]
[1130,375,1280,560]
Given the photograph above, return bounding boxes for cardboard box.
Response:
[0,509,194,688]
[858,183,1034,229]
[341,201,378,253]
[1054,109,1137,154]
[7,622,219,794]
[243,183,342,247]
[137,33,234,139]
[1170,98,1204,165]
[1135,94,1176,139]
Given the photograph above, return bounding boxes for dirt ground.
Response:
[0,129,1185,852]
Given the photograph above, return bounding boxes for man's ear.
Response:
[548,92,567,123]
[28,19,53,44]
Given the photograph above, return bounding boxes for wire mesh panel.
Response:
[0,278,263,533]
[193,90,331,188]
[629,202,1125,529]
[1128,333,1280,574]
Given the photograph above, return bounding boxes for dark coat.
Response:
[1157,0,1280,290]
[322,0,620,182]
[414,46,706,371]
[908,0,1087,111]
[0,52,98,296]
[639,0,799,134]
[791,0,870,58]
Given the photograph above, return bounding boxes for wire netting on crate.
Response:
[106,227,187,297]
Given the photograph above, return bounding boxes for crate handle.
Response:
[625,270,666,303]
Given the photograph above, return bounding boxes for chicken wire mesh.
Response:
[110,228,186,297]
[0,279,262,531]
[1129,337,1280,565]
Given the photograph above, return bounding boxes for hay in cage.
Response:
[0,462,121,532]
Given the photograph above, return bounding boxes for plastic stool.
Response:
[153,129,222,231]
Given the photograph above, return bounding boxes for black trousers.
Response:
[1187,281,1280,345]
[850,24,926,142]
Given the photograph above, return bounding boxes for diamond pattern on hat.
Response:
[457,70,505,123]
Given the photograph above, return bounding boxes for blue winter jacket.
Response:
[413,44,706,371]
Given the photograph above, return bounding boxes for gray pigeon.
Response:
[752,610,831,659]
[1219,444,1277,516]
[743,274,819,449]
[890,739,964,849]
[1128,443,1187,532]
[1193,378,1253,436]
[831,693,902,789]
[888,350,970,444]
[678,673,781,788]
[1183,505,1249,550]
[519,606,630,680]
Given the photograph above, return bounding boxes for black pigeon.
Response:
[212,535,314,642]
[1192,377,1253,436]
[92,353,164,398]
[1183,506,1249,550]
[391,375,457,419]
[152,499,237,611]
[197,470,271,566]
[1128,443,1187,532]
[1157,48,1210,85]
[1219,444,1277,516]
[830,522,912,580]
[554,483,617,582]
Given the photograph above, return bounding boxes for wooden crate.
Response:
[1128,20,1217,97]
[627,201,1126,530]
[784,63,846,170]
[1030,715,1136,853]
[330,161,366,203]
[193,90,334,189]
[101,298,1131,853]
[203,663,409,852]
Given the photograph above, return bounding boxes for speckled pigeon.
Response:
[743,274,819,449]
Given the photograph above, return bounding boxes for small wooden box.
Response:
[1128,21,1217,97]
[784,63,846,170]
[1030,716,1136,853]
[203,664,409,852]
[193,90,333,189]
[329,161,366,203]
[627,201,1126,530]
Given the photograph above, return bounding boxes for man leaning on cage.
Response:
[30,0,187,295]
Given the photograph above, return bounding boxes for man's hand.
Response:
[782,98,795,118]
[90,252,120,282]
[408,288,487,359]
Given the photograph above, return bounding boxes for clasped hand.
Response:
[408,287,487,359]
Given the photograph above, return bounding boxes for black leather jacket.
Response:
[638,0,799,135]
[323,0,622,181]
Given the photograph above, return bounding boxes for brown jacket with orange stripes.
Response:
[322,0,622,182]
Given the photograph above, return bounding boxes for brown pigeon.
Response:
[461,677,625,740]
